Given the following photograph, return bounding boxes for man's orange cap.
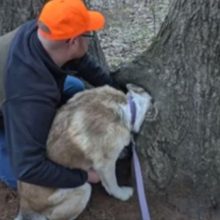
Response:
[38,0,105,40]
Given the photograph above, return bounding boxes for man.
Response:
[0,0,118,189]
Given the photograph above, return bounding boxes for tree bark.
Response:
[0,0,46,35]
[114,0,220,218]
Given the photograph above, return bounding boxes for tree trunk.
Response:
[114,0,220,219]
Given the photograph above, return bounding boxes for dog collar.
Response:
[128,95,137,128]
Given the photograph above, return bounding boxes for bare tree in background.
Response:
[0,0,220,219]
[0,0,46,35]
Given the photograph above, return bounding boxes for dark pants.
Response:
[0,76,84,189]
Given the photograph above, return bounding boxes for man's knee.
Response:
[63,76,85,98]
[62,76,85,102]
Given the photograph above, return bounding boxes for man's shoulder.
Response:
[10,19,37,46]
[0,20,36,105]
[0,28,21,104]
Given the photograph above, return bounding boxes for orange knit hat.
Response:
[38,0,105,40]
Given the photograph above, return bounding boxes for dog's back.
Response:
[47,85,129,170]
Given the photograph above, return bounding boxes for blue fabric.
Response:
[0,130,17,189]
[0,75,84,189]
[62,75,85,103]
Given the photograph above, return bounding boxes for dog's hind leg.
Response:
[96,160,133,201]
[45,183,91,220]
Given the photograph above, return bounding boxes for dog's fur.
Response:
[15,84,152,220]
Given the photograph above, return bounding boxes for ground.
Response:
[0,182,17,220]
[94,0,171,70]
[2,158,219,220]
[0,159,141,220]
[1,180,220,220]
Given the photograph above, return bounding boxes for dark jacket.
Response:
[2,19,115,188]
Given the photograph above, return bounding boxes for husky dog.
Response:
[15,84,152,220]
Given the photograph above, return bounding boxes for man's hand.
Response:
[87,168,100,184]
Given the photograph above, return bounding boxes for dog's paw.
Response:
[115,186,133,201]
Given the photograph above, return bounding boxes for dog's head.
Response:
[126,84,152,133]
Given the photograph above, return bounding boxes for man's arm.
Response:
[66,53,120,88]
[2,96,88,188]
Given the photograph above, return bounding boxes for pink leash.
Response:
[128,95,151,220]
[131,137,151,220]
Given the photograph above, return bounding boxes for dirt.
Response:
[0,182,18,220]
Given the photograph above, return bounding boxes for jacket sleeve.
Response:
[2,96,88,188]
[66,54,119,88]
